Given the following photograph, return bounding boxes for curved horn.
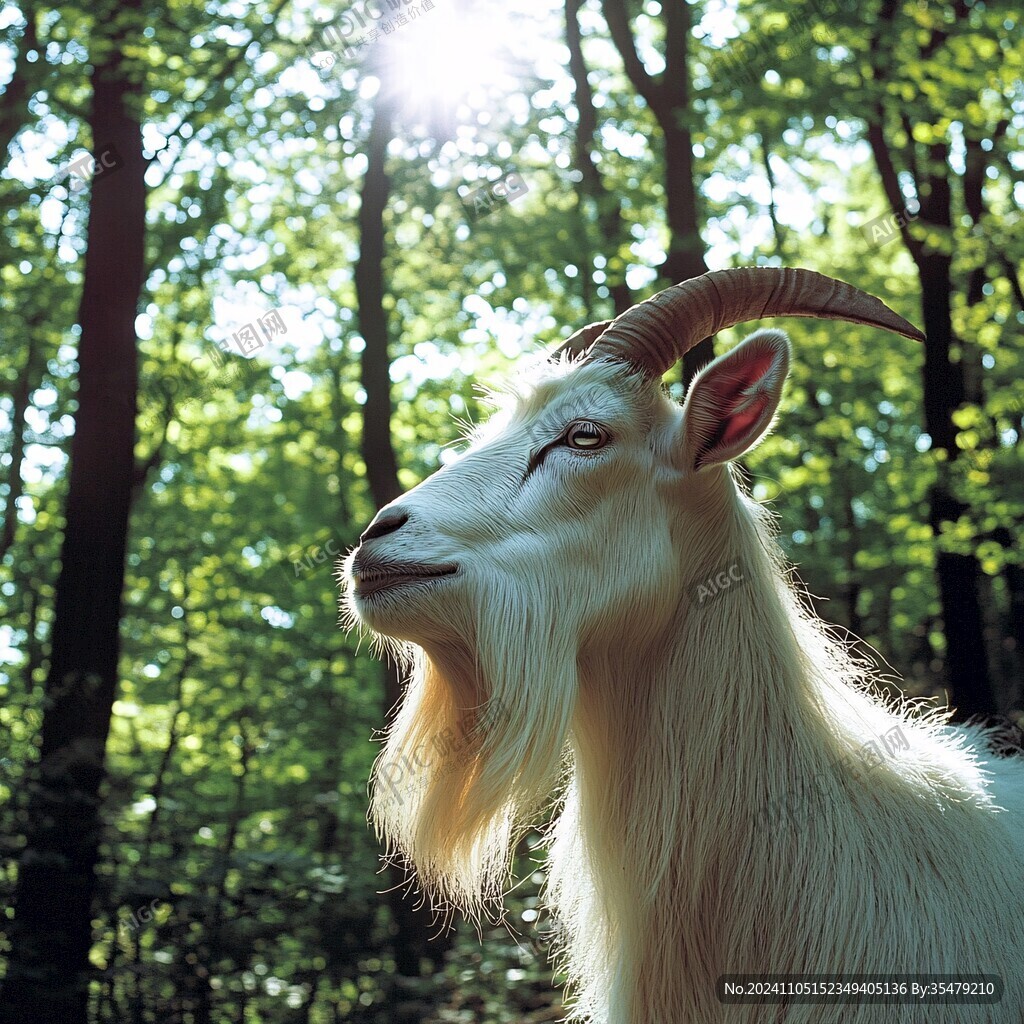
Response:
[587,268,925,376]
[551,320,614,362]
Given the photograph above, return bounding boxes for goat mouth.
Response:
[352,561,459,598]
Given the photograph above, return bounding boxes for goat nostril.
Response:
[360,510,409,544]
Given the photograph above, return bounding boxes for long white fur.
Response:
[343,333,1024,1023]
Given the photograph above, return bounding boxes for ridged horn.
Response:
[583,268,925,375]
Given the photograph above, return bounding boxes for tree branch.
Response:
[148,0,293,186]
[566,0,633,315]
[0,2,43,175]
[759,132,785,258]
[601,0,662,109]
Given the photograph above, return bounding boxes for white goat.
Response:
[343,268,1024,1023]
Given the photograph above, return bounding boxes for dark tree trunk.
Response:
[865,0,997,723]
[354,86,451,983]
[916,157,992,721]
[999,547,1024,711]
[602,0,712,387]
[0,2,145,1019]
[355,96,402,513]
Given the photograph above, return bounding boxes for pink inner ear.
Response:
[720,350,777,398]
[693,346,780,467]
[717,393,771,447]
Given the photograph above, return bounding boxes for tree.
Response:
[862,0,1017,720]
[602,0,713,384]
[353,79,452,991]
[0,0,145,1018]
[565,0,634,317]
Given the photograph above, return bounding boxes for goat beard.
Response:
[369,578,577,913]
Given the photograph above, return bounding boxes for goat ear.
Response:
[679,328,790,471]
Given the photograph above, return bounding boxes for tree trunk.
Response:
[916,153,992,720]
[565,0,633,317]
[601,0,712,387]
[356,95,401,514]
[353,85,451,984]
[864,0,997,722]
[1000,552,1024,712]
[0,2,145,1019]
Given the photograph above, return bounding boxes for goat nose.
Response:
[360,509,409,544]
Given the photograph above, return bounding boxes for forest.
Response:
[0,0,1021,1021]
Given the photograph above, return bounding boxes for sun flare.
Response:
[387,6,521,108]
[310,0,544,120]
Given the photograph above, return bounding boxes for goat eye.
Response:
[564,421,609,451]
